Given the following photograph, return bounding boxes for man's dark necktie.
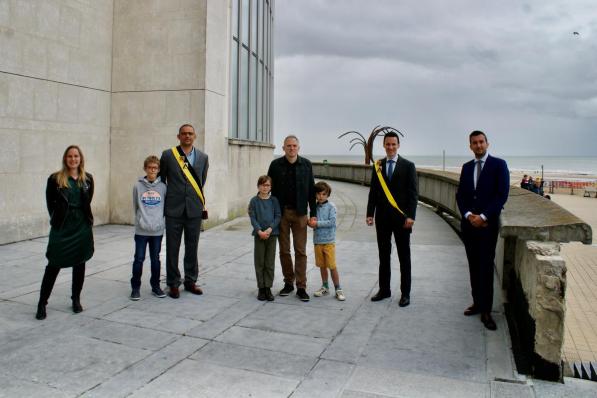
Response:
[475,159,483,188]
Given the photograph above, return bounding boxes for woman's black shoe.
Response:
[72,297,83,313]
[35,303,47,320]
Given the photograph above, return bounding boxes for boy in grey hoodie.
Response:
[130,156,167,300]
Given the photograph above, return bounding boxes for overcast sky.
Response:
[273,0,597,157]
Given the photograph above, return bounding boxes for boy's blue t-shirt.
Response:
[314,200,336,244]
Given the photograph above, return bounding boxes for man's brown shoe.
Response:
[481,313,497,331]
[464,305,480,316]
[184,282,203,295]
[168,286,180,299]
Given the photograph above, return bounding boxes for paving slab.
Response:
[0,180,591,396]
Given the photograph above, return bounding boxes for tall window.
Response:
[230,0,274,143]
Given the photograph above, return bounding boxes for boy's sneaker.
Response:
[152,287,166,298]
[314,286,329,297]
[279,283,294,296]
[296,288,310,302]
[335,289,346,301]
[130,289,140,301]
[257,288,267,301]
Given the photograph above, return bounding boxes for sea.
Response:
[303,155,597,182]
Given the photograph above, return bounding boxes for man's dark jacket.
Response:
[267,155,316,217]
[160,147,209,218]
[367,156,418,221]
[455,155,509,225]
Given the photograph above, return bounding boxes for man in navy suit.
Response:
[456,131,509,330]
[366,132,418,307]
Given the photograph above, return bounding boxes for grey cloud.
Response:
[274,0,597,156]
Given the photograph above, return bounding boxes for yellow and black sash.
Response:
[375,159,405,217]
[171,146,205,205]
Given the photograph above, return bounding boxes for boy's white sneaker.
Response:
[335,289,346,301]
[314,286,329,297]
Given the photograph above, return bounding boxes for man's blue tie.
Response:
[387,159,395,181]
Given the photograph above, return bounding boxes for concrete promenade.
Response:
[0,181,595,397]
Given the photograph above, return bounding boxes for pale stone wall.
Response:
[0,0,113,244]
[515,240,566,365]
[109,0,209,224]
[0,0,275,242]
[226,141,276,221]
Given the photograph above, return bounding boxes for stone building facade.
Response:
[0,0,275,244]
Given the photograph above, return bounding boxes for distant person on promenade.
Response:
[36,145,94,320]
[129,156,167,301]
[311,181,345,301]
[520,174,531,190]
[248,175,281,301]
[456,130,509,331]
[530,177,544,196]
[267,135,317,302]
[160,124,209,299]
[366,132,418,307]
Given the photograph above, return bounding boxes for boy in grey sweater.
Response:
[130,156,167,300]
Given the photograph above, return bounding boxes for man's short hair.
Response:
[383,131,400,144]
[469,130,487,142]
[314,181,332,196]
[284,135,300,144]
[179,123,195,134]
[144,155,160,168]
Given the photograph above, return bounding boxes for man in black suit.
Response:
[160,124,209,299]
[456,130,509,330]
[366,132,418,307]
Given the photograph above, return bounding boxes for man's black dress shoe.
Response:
[481,313,497,331]
[464,305,480,316]
[398,296,410,307]
[371,291,391,302]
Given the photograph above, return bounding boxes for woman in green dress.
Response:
[36,145,94,320]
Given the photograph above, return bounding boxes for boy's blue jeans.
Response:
[131,234,163,290]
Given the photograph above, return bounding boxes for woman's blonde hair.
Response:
[54,145,86,188]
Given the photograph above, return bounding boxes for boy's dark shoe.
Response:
[152,287,166,298]
[130,289,141,301]
[257,288,266,301]
[168,286,180,299]
[279,283,294,296]
[184,282,203,295]
[265,288,275,301]
[296,288,310,302]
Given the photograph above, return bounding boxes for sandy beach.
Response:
[547,193,597,366]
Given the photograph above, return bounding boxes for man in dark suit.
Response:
[160,124,209,299]
[456,130,509,330]
[366,132,418,307]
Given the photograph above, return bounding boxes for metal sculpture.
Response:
[338,125,404,165]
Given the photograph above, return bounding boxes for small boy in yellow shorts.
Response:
[309,181,345,301]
